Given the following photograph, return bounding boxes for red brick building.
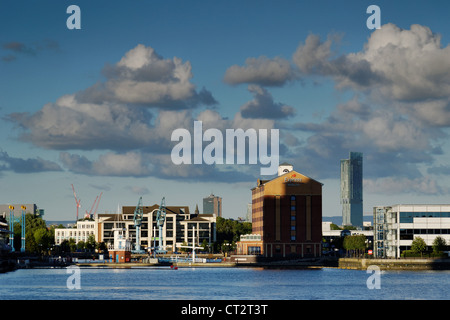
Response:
[238,164,322,258]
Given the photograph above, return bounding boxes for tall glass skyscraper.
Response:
[340,152,363,227]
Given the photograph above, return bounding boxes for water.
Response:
[1,267,449,300]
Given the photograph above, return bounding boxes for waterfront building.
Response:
[340,152,363,227]
[203,194,222,217]
[237,164,322,258]
[373,204,450,258]
[54,202,216,253]
[108,227,132,263]
[54,219,100,245]
[98,203,216,253]
[179,214,216,249]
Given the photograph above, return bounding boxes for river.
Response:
[1,266,449,300]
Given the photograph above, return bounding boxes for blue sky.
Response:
[2,1,450,221]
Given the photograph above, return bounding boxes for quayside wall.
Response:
[339,258,450,270]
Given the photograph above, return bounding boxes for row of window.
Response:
[400,228,450,235]
[56,231,94,237]
[399,212,450,223]
[77,224,95,229]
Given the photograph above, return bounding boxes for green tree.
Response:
[330,223,341,230]
[432,236,446,254]
[77,240,85,251]
[34,228,53,254]
[86,234,96,252]
[220,240,235,255]
[215,217,252,252]
[68,238,77,252]
[97,241,107,253]
[201,239,210,252]
[343,235,367,257]
[411,237,427,257]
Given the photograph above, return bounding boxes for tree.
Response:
[34,228,53,254]
[330,223,341,230]
[432,236,446,254]
[411,237,427,257]
[77,240,85,251]
[215,217,252,251]
[201,239,210,252]
[343,235,367,257]
[86,234,96,252]
[68,238,77,252]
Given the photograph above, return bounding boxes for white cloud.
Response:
[79,44,216,108]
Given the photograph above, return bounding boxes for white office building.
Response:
[54,220,99,245]
[374,204,450,258]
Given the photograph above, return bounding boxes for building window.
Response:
[291,206,296,211]
[248,246,261,255]
[291,226,296,231]
[290,216,296,221]
[291,235,296,241]
[290,196,295,201]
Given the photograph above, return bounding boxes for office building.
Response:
[54,219,98,245]
[54,202,216,253]
[237,164,322,258]
[341,152,363,227]
[373,204,450,258]
[203,194,222,217]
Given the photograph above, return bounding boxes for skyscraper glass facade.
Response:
[340,152,363,227]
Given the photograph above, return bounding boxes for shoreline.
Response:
[6,256,450,271]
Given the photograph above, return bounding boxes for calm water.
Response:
[1,267,449,300]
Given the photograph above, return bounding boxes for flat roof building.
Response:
[374,204,450,258]
[203,194,222,217]
[238,164,323,258]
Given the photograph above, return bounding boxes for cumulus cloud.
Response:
[7,44,220,158]
[8,94,155,150]
[224,56,297,86]
[76,44,216,108]
[239,85,295,119]
[292,24,450,125]
[285,23,450,188]
[0,151,62,173]
[59,151,152,177]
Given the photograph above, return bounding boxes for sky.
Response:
[2,0,450,221]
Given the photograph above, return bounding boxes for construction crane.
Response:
[93,192,103,216]
[132,196,144,253]
[71,184,81,222]
[155,197,167,254]
[85,192,103,219]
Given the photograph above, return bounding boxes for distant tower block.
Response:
[340,152,363,227]
[278,162,293,176]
